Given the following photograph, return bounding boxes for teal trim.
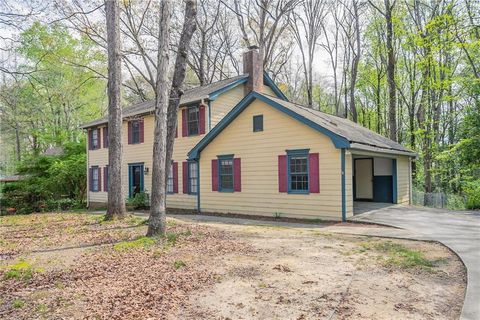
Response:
[188,92,349,160]
[392,158,398,204]
[196,160,200,213]
[128,162,144,198]
[341,149,346,222]
[217,155,234,192]
[263,72,288,101]
[208,77,248,101]
[286,149,310,155]
[287,149,309,194]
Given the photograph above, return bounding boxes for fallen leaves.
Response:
[0,213,253,319]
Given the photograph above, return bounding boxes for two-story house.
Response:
[83,46,415,221]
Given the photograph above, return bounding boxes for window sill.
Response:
[287,190,310,195]
[219,189,234,193]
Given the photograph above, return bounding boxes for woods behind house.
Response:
[0,0,479,213]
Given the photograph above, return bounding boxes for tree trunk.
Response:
[165,0,197,188]
[105,0,126,220]
[147,0,172,237]
[15,122,21,161]
[385,0,397,141]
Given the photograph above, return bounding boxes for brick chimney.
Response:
[243,45,264,94]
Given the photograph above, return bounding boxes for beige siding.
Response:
[397,155,410,204]
[199,99,344,220]
[345,152,353,217]
[87,84,251,209]
[209,84,245,128]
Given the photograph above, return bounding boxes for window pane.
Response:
[92,130,98,148]
[188,162,198,194]
[289,155,308,191]
[221,175,233,189]
[132,121,140,143]
[219,159,233,190]
[188,106,199,135]
[167,163,174,193]
[253,115,263,132]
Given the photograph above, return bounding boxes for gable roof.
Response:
[81,72,286,129]
[81,74,248,128]
[188,92,416,160]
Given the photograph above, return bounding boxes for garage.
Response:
[353,156,397,204]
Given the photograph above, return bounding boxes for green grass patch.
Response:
[173,260,186,269]
[12,299,25,308]
[2,259,42,281]
[362,241,435,270]
[113,236,157,251]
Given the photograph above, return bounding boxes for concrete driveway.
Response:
[352,205,480,320]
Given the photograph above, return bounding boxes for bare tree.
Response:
[165,0,197,194]
[223,0,299,77]
[290,0,326,108]
[148,0,197,237]
[105,0,126,220]
[147,0,172,236]
[369,0,397,141]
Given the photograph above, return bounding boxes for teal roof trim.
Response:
[188,92,349,160]
[263,72,288,101]
[208,77,249,101]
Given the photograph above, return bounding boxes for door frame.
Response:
[353,157,374,201]
[128,162,144,198]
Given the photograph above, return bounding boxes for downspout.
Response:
[196,159,200,213]
[86,130,90,209]
[408,157,412,205]
[341,148,346,222]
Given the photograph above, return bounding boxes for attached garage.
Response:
[354,157,395,203]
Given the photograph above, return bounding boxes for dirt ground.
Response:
[0,213,466,319]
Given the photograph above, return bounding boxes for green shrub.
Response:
[465,181,480,210]
[446,194,466,210]
[127,192,149,209]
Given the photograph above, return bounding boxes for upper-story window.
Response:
[131,120,141,144]
[253,115,263,132]
[90,129,99,149]
[187,106,199,136]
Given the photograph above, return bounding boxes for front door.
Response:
[129,163,144,198]
[355,159,373,200]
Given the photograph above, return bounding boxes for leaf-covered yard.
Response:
[0,213,466,319]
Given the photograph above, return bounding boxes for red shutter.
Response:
[173,162,178,193]
[104,166,108,192]
[211,159,218,191]
[89,167,93,191]
[98,167,102,192]
[234,158,241,192]
[199,104,206,134]
[182,109,188,137]
[103,126,108,148]
[139,119,144,143]
[182,161,188,194]
[88,130,93,150]
[128,121,132,144]
[278,155,287,192]
[309,153,319,193]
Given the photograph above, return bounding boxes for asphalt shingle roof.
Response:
[81,74,248,128]
[261,93,414,154]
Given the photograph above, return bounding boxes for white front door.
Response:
[355,159,373,200]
